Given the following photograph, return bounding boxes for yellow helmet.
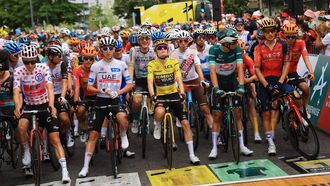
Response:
[153,39,167,50]
[282,23,299,34]
[67,37,81,45]
[261,18,277,29]
[81,45,97,57]
[120,30,130,39]
[237,40,246,50]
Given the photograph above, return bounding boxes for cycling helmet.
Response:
[217,28,238,43]
[3,41,23,54]
[21,45,38,59]
[234,18,244,25]
[99,37,116,47]
[205,27,217,35]
[120,30,130,38]
[151,31,165,42]
[61,43,70,56]
[181,24,191,31]
[67,37,81,45]
[101,27,111,36]
[0,49,10,71]
[81,45,97,57]
[128,33,139,46]
[47,37,61,46]
[112,25,121,32]
[115,40,123,49]
[193,28,205,39]
[31,42,40,49]
[225,24,236,30]
[19,37,31,46]
[153,39,167,50]
[46,44,63,56]
[70,32,77,38]
[177,30,190,39]
[261,18,277,29]
[141,22,152,28]
[37,34,46,42]
[137,28,151,38]
[238,40,246,50]
[282,23,299,34]
[60,28,71,36]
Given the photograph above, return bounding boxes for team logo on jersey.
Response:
[35,73,44,82]
[111,68,120,72]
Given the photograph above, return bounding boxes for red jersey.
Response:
[254,40,289,77]
[73,65,96,97]
[243,53,255,75]
[288,40,308,73]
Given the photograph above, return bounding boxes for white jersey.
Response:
[170,48,201,82]
[48,61,68,95]
[238,30,251,45]
[322,33,330,56]
[116,54,130,65]
[88,59,132,98]
[195,45,211,76]
[129,46,156,79]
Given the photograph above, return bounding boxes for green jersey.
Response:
[209,44,243,83]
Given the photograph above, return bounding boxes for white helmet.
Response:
[99,37,116,47]
[137,28,151,38]
[21,45,38,59]
[60,28,71,36]
[177,30,190,39]
[101,27,111,36]
[111,25,121,32]
[61,43,70,56]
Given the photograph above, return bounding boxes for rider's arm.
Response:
[118,63,133,95]
[193,50,204,81]
[236,48,244,86]
[44,66,55,110]
[174,60,184,95]
[60,62,68,98]
[209,46,218,87]
[73,68,80,102]
[87,64,102,94]
[128,48,135,82]
[278,43,290,84]
[147,62,155,96]
[254,45,268,87]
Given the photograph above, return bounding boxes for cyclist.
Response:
[13,45,71,183]
[78,37,133,177]
[73,45,98,143]
[254,18,292,155]
[204,27,218,45]
[235,18,251,47]
[67,37,81,68]
[46,44,74,148]
[0,49,14,119]
[60,28,71,43]
[283,23,314,109]
[208,28,253,159]
[120,30,132,54]
[3,41,24,72]
[128,28,156,134]
[238,40,261,142]
[114,40,129,65]
[170,30,213,136]
[147,35,200,164]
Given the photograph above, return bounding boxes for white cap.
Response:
[252,10,262,17]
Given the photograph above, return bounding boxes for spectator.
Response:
[315,15,330,56]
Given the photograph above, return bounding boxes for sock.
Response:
[66,129,71,138]
[208,122,213,129]
[22,142,30,153]
[59,158,67,171]
[74,120,79,131]
[265,131,274,146]
[154,120,160,126]
[83,152,93,169]
[211,132,219,150]
[251,116,259,134]
[254,132,260,137]
[43,140,48,153]
[120,130,127,137]
[186,141,195,157]
[239,130,244,148]
[101,127,107,137]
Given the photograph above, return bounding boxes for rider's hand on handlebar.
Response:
[14,107,22,119]
[109,91,119,99]
[49,106,57,118]
[200,80,210,88]
[58,96,68,105]
[236,84,245,96]
[308,73,315,84]
[179,93,186,101]
[151,95,157,103]
[214,86,226,98]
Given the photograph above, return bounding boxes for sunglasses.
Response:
[139,36,150,41]
[285,35,297,39]
[156,45,168,51]
[23,60,37,65]
[72,44,79,47]
[83,56,95,61]
[196,35,205,40]
[236,24,244,27]
[102,46,114,51]
[263,29,276,34]
[12,53,20,58]
[179,39,189,43]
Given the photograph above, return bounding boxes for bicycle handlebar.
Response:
[95,105,121,109]
[134,91,149,95]
[156,99,183,104]
[22,110,49,114]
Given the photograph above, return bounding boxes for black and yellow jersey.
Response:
[147,58,181,96]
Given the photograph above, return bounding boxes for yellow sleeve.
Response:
[173,59,182,78]
[147,60,154,80]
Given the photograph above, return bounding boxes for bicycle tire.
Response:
[220,113,229,153]
[190,102,199,151]
[165,114,173,170]
[200,115,209,139]
[31,131,41,186]
[178,127,184,142]
[229,111,240,164]
[109,117,118,179]
[0,123,5,168]
[7,124,19,169]
[48,137,60,171]
[141,107,147,159]
[242,96,248,145]
[288,110,320,160]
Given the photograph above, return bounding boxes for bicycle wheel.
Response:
[141,107,147,159]
[287,110,319,160]
[241,96,248,145]
[31,131,41,185]
[109,118,118,178]
[229,111,240,164]
[220,113,229,153]
[190,102,199,151]
[7,124,19,169]
[0,123,5,168]
[200,115,209,139]
[165,114,173,170]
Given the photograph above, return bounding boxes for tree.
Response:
[0,0,83,30]
[88,3,120,30]
[223,0,249,16]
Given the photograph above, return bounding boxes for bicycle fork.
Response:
[140,95,150,135]
[29,115,42,161]
[163,113,175,145]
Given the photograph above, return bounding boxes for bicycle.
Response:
[95,104,123,179]
[22,109,49,186]
[134,91,150,159]
[0,114,19,169]
[157,98,182,170]
[272,85,319,160]
[218,92,240,164]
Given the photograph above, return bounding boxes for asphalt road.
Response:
[1,120,330,186]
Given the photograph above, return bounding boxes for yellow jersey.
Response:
[147,58,181,96]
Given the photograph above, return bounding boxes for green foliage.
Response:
[223,0,249,16]
[0,0,83,29]
[88,3,120,31]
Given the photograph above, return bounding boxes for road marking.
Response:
[76,172,141,186]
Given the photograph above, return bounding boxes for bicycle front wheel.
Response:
[141,107,147,159]
[229,111,240,164]
[7,124,19,169]
[165,114,173,170]
[32,131,41,185]
[109,117,118,179]
[190,102,199,151]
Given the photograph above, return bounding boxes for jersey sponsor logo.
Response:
[101,74,117,79]
[88,78,94,83]
[124,75,131,81]
[111,68,120,72]
[155,73,175,86]
[35,73,44,82]
[48,76,52,82]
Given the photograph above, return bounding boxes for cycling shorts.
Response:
[184,78,208,106]
[155,93,188,122]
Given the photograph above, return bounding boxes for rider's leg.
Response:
[270,105,279,138]
[153,105,165,139]
[131,94,142,133]
[117,112,129,149]
[298,81,310,109]
[59,111,73,147]
[209,111,222,158]
[17,118,31,166]
[235,108,253,155]
[101,117,109,138]
[200,104,213,128]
